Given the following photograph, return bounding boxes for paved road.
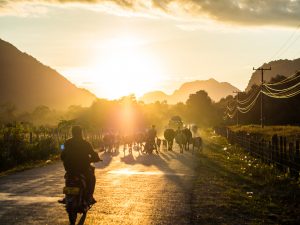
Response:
[0,147,200,225]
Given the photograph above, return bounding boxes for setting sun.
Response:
[88,36,164,99]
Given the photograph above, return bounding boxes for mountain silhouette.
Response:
[140,78,240,104]
[246,58,300,91]
[0,39,96,110]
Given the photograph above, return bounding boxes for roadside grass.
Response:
[228,125,300,139]
[192,129,300,224]
[0,154,60,177]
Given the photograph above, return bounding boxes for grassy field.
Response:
[191,130,300,224]
[228,125,300,138]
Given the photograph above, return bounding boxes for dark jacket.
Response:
[61,137,100,174]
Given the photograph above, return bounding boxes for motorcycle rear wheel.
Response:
[66,202,77,225]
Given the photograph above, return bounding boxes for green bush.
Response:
[0,134,59,172]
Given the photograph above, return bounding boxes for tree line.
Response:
[220,72,300,126]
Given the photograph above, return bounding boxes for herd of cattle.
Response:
[99,128,202,154]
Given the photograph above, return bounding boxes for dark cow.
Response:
[135,132,146,152]
[182,128,192,150]
[164,129,176,151]
[175,129,188,153]
[103,133,115,152]
[192,136,203,152]
[122,135,134,155]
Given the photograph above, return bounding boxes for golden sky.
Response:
[1,0,300,99]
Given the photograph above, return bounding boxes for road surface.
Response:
[0,146,200,225]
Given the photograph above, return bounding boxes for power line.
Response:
[269,24,300,61]
[237,91,261,113]
[237,87,260,105]
[264,72,300,86]
[224,69,300,124]
[253,67,271,128]
[279,33,300,58]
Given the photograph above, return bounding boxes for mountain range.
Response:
[140,78,240,104]
[0,39,96,111]
[246,58,300,91]
[1,38,299,109]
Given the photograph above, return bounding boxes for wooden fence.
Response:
[215,127,300,178]
[0,127,104,149]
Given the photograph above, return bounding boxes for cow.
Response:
[182,128,192,150]
[103,133,115,153]
[164,129,176,151]
[175,129,187,153]
[192,136,203,152]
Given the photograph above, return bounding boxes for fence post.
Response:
[29,132,33,144]
[288,142,297,177]
[258,139,262,160]
[272,134,279,167]
[295,141,300,178]
[279,136,284,171]
[268,141,272,164]
[262,139,266,162]
[283,137,287,171]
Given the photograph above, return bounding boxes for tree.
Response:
[168,115,183,129]
[186,90,217,126]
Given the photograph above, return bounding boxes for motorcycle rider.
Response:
[59,125,100,205]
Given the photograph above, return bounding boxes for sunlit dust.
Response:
[119,100,135,134]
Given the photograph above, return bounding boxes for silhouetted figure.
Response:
[175,129,187,153]
[60,125,100,204]
[148,125,158,152]
[164,128,176,151]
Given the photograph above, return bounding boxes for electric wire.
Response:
[237,87,260,105]
[224,72,300,119]
[269,24,300,61]
[265,72,300,86]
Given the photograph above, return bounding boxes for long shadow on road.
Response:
[96,151,120,169]
[119,151,196,191]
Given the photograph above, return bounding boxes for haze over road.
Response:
[0,147,200,225]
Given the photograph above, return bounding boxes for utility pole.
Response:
[233,91,240,126]
[253,67,271,128]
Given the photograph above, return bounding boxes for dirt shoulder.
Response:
[191,132,300,225]
[0,154,60,177]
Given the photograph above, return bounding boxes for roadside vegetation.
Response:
[228,125,300,139]
[0,123,60,172]
[192,130,300,224]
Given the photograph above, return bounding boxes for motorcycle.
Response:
[60,142,101,224]
[63,172,91,225]
[63,163,101,225]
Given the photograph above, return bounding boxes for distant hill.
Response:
[246,58,300,91]
[141,91,169,103]
[140,78,240,104]
[0,39,96,110]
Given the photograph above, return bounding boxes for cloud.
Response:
[1,0,300,27]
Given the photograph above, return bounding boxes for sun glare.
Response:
[89,36,164,99]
